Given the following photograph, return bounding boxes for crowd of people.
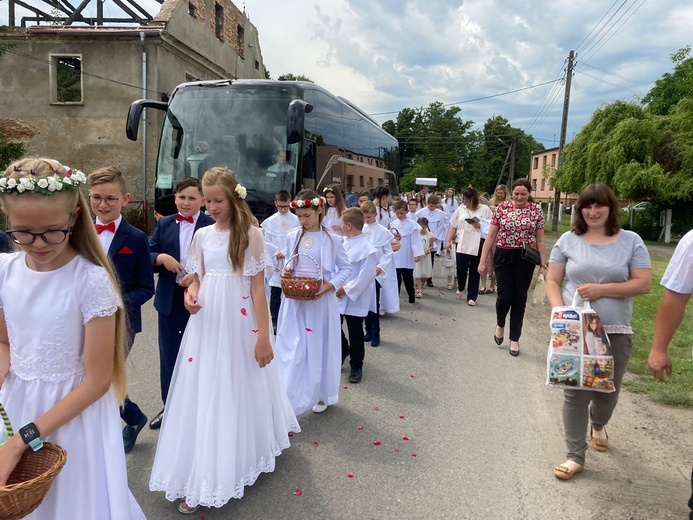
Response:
[0,156,690,518]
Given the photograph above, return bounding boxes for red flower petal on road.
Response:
[312,441,319,447]
[394,449,400,453]
[343,385,349,389]
[306,327,313,332]
[411,452,417,457]
[373,440,381,446]
[374,407,380,411]
[357,426,364,430]
[188,357,193,362]
[347,473,355,478]
[399,415,405,419]
[402,436,410,441]
[288,432,293,438]
[240,308,248,316]
[293,489,303,496]
[410,374,415,378]
[251,329,259,333]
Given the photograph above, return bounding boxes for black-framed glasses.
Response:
[7,215,74,245]
[89,195,121,206]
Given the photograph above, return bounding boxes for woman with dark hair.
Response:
[373,186,393,228]
[478,178,546,356]
[446,187,492,305]
[546,183,651,480]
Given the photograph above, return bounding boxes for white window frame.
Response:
[49,53,84,105]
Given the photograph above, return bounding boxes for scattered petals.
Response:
[402,436,410,441]
[251,329,259,333]
[373,441,381,446]
[374,407,380,411]
[347,473,355,478]
[242,295,250,299]
[394,449,400,453]
[343,385,349,389]
[410,374,415,378]
[357,426,364,431]
[188,357,193,362]
[411,452,417,457]
[293,489,303,496]
[288,432,293,438]
[306,327,313,332]
[240,308,248,316]
[312,441,319,447]
[452,318,457,322]
[398,415,405,419]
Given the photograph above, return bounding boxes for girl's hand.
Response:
[375,267,382,276]
[472,222,481,230]
[275,251,285,260]
[178,273,195,287]
[424,248,431,255]
[314,280,334,300]
[0,434,27,486]
[576,283,602,302]
[331,225,342,232]
[184,286,202,314]
[158,254,184,274]
[445,242,452,252]
[335,285,346,298]
[282,265,293,277]
[414,256,420,263]
[254,337,274,368]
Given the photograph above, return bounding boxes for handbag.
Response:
[546,294,615,393]
[521,242,541,266]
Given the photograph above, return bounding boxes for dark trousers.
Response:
[120,329,146,426]
[494,248,536,341]
[157,289,191,404]
[365,281,381,335]
[341,314,365,369]
[427,251,436,282]
[396,267,415,303]
[270,285,282,330]
[456,239,484,301]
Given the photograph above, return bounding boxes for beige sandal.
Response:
[456,291,464,300]
[553,464,584,480]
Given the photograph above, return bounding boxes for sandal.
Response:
[590,426,608,452]
[456,291,464,300]
[178,500,200,515]
[553,463,584,480]
[416,290,423,298]
[446,283,453,290]
[467,299,476,306]
[479,288,487,294]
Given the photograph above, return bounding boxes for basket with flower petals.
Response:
[281,253,323,300]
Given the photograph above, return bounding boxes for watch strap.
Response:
[28,436,44,451]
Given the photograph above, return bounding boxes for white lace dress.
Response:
[149,225,299,508]
[0,253,144,520]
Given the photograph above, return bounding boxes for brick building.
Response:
[528,147,578,206]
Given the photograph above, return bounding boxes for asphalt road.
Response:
[124,269,691,520]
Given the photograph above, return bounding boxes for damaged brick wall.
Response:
[0,119,37,141]
[210,0,246,57]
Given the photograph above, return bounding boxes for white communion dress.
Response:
[149,225,299,508]
[0,253,144,520]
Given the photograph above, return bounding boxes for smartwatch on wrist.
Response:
[19,422,44,451]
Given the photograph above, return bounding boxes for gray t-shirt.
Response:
[549,230,651,333]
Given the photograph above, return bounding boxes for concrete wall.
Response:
[0,0,264,217]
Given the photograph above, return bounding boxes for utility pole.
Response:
[508,136,517,187]
[552,50,575,231]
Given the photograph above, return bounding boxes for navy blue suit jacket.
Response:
[149,213,214,316]
[107,218,155,334]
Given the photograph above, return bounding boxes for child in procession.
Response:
[414,217,434,298]
[416,194,449,287]
[323,184,346,235]
[149,167,299,515]
[391,201,425,304]
[275,190,351,415]
[337,208,377,383]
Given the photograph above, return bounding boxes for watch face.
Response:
[20,423,39,441]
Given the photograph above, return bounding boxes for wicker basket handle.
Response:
[284,252,323,280]
[0,402,14,438]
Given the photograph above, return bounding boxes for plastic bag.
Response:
[532,274,546,305]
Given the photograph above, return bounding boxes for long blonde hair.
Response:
[1,158,128,401]
[201,167,254,272]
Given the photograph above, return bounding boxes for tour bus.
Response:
[126,79,399,221]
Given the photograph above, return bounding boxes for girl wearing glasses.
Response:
[0,158,145,518]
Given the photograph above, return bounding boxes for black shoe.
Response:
[123,413,148,453]
[371,333,380,347]
[364,331,372,342]
[426,279,434,288]
[494,335,504,346]
[509,342,520,356]
[349,367,363,383]
[149,408,164,430]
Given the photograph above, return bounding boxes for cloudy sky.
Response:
[4,0,692,147]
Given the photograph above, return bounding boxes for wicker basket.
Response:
[390,241,401,252]
[0,403,67,520]
[280,253,323,300]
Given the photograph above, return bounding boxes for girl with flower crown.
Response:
[150,167,299,515]
[0,158,144,518]
[322,184,346,235]
[275,189,351,415]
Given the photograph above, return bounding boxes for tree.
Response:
[263,65,271,79]
[278,73,314,83]
[643,46,693,116]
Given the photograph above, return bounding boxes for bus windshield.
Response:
[155,83,301,216]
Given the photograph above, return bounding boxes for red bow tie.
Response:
[176,214,194,223]
[95,222,116,234]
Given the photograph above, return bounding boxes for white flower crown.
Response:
[0,166,87,195]
[290,196,325,208]
[234,183,247,199]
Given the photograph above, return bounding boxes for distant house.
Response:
[528,147,577,207]
[0,0,265,220]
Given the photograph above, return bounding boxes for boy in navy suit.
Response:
[148,177,213,430]
[88,166,155,453]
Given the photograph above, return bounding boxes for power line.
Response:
[575,0,631,57]
[573,0,621,55]
[578,70,646,97]
[579,62,650,86]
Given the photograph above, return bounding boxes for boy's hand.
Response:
[275,252,285,260]
[376,267,382,276]
[158,254,184,273]
[184,286,202,314]
[254,338,274,368]
[335,285,346,298]
[178,273,195,287]
[414,256,421,263]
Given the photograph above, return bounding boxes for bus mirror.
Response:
[286,100,313,145]
[126,99,168,141]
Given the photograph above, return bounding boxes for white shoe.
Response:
[312,403,328,413]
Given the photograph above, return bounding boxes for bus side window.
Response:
[302,140,316,190]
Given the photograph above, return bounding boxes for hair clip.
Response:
[13,166,21,172]
[30,169,36,175]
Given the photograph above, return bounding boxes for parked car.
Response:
[621,202,650,213]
